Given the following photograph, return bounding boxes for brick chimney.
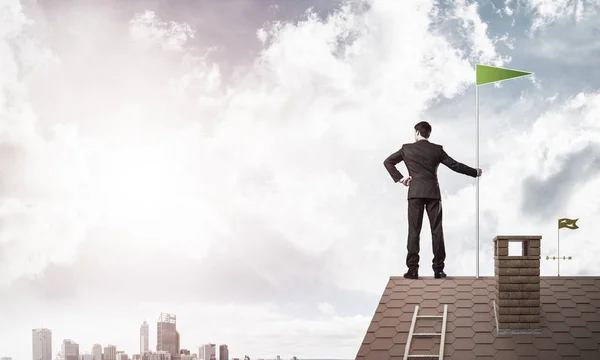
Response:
[493,235,541,333]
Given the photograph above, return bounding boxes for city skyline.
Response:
[9,324,353,360]
[14,317,250,360]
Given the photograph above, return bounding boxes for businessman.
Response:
[384,121,482,279]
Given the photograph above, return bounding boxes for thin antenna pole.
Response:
[476,85,480,278]
[557,221,560,276]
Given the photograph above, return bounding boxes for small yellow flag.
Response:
[558,218,579,230]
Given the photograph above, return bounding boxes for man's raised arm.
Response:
[384,147,405,183]
[440,147,479,177]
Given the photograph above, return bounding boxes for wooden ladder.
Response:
[403,304,448,359]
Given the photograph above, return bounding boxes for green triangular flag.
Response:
[476,64,532,86]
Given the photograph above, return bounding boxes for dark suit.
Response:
[384,139,477,272]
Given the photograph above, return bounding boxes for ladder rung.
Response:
[403,304,449,360]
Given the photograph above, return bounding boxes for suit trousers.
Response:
[406,197,446,272]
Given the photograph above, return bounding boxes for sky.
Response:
[1,0,600,358]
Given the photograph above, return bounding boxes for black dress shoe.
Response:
[434,271,447,279]
[404,270,419,279]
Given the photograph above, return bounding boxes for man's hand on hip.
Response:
[400,176,412,187]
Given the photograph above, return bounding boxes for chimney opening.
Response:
[508,240,524,256]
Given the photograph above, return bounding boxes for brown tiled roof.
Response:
[356,276,600,360]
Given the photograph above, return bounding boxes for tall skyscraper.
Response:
[61,340,79,360]
[140,321,150,354]
[91,345,102,360]
[32,329,52,360]
[218,346,228,360]
[103,345,117,360]
[199,345,215,360]
[157,313,177,357]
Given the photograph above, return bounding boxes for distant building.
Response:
[133,355,141,360]
[103,345,117,360]
[32,329,52,360]
[1,357,13,360]
[80,355,93,360]
[198,345,215,360]
[91,345,102,360]
[116,353,128,360]
[157,313,178,357]
[276,356,280,360]
[218,346,228,360]
[179,350,190,356]
[140,320,150,355]
[61,340,79,360]
[142,352,171,360]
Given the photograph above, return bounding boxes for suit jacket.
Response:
[384,139,478,199]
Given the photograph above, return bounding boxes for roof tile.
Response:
[373,327,397,338]
[452,338,476,350]
[454,327,475,338]
[581,350,600,359]
[369,338,394,351]
[378,317,400,328]
[472,332,494,344]
[574,337,599,349]
[472,321,494,332]
[472,344,496,357]
[556,343,580,356]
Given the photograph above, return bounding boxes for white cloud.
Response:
[129,10,195,51]
[317,302,336,316]
[452,0,510,65]
[524,0,600,32]
[504,0,515,16]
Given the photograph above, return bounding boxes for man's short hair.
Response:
[414,121,432,138]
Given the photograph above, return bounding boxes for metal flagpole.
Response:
[474,64,531,278]
[557,220,560,277]
[476,85,480,278]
